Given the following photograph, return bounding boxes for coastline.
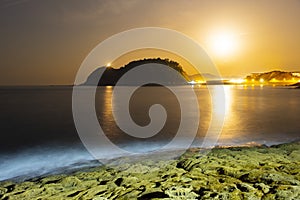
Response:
[1,141,300,199]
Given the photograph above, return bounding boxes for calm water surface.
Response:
[0,85,299,180]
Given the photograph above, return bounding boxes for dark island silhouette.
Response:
[290,82,300,89]
[84,58,190,86]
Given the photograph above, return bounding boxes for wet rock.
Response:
[263,185,300,199]
[137,191,168,199]
[1,141,300,199]
[289,150,300,160]
[165,186,199,199]
[254,183,270,194]
[114,178,123,187]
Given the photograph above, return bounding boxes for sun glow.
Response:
[209,31,238,57]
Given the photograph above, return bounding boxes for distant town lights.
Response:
[259,78,264,83]
[188,80,196,85]
[229,78,245,84]
[197,80,206,84]
[270,78,277,82]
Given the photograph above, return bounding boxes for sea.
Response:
[0,85,299,181]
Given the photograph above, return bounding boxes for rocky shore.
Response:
[1,142,300,200]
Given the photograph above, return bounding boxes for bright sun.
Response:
[209,32,237,57]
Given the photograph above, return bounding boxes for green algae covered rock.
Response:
[1,141,300,199]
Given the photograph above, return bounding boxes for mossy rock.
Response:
[263,185,300,200]
[1,141,300,199]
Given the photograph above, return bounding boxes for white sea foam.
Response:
[1,138,297,182]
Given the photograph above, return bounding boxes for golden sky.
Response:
[0,0,300,85]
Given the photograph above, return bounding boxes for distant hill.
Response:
[245,70,297,82]
[84,58,190,86]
